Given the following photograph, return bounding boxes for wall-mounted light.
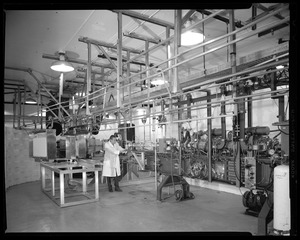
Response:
[50,51,74,72]
[181,19,205,46]
[151,68,168,86]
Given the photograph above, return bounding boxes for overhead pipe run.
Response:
[117,12,290,93]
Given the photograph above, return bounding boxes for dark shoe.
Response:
[115,187,122,192]
[108,186,113,192]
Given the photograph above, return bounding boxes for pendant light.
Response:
[151,68,168,86]
[25,96,37,104]
[50,51,74,72]
[181,19,205,46]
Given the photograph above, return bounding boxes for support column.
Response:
[172,10,181,94]
[86,42,92,115]
[207,91,212,182]
[229,9,241,188]
[117,12,122,109]
[126,51,131,104]
[166,26,172,82]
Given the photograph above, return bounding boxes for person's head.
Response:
[109,135,117,144]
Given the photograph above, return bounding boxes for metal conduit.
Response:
[86,14,289,98]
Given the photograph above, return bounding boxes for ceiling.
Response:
[3,4,290,117]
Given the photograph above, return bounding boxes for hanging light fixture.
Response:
[181,19,205,46]
[50,51,74,72]
[25,96,37,104]
[151,68,168,86]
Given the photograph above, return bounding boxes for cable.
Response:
[277,126,289,135]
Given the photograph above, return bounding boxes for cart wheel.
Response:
[175,190,183,201]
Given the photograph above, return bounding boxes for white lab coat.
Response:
[102,141,124,177]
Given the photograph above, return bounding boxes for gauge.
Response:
[268,149,275,155]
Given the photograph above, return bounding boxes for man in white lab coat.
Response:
[102,135,126,192]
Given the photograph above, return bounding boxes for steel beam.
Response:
[111,10,174,29]
[95,45,117,71]
[123,31,161,44]
[42,53,115,69]
[196,9,244,28]
[97,53,149,67]
[78,36,142,54]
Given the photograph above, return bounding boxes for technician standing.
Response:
[102,135,126,192]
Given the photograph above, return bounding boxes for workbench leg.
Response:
[82,172,87,193]
[95,170,99,200]
[41,166,45,190]
[51,171,55,196]
[59,173,65,205]
[69,166,73,180]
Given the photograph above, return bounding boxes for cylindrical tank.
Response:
[273,164,290,235]
[246,126,270,135]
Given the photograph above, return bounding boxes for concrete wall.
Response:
[5,127,40,189]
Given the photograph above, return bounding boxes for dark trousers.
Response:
[107,175,121,189]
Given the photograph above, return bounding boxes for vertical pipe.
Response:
[202,12,206,74]
[59,73,64,120]
[247,93,253,128]
[172,10,181,94]
[117,12,122,108]
[22,83,26,126]
[278,96,285,122]
[38,84,42,129]
[166,26,171,81]
[13,90,16,128]
[41,95,44,129]
[145,40,150,99]
[207,91,212,182]
[229,9,241,188]
[86,42,92,115]
[17,86,21,129]
[36,86,39,128]
[220,86,226,139]
[126,51,131,104]
[154,116,157,191]
[186,93,192,119]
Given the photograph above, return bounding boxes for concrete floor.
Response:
[5,176,261,235]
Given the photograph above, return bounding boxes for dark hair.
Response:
[109,135,116,140]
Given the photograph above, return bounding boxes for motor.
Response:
[242,189,267,216]
[174,179,195,202]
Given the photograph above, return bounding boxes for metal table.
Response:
[40,161,101,207]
